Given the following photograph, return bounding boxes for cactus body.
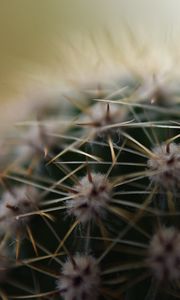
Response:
[0,41,180,300]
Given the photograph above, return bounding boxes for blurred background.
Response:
[0,0,180,131]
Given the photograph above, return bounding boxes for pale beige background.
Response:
[0,0,180,131]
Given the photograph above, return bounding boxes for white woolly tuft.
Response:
[148,227,180,281]
[80,102,127,136]
[67,172,111,223]
[147,143,180,189]
[135,71,180,105]
[16,121,63,160]
[0,186,39,234]
[57,254,100,300]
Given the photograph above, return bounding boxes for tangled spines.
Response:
[67,172,111,223]
[147,143,180,189]
[57,254,100,300]
[0,186,39,234]
[148,227,180,281]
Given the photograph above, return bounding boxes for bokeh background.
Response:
[1,0,180,132]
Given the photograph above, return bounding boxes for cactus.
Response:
[0,44,180,300]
